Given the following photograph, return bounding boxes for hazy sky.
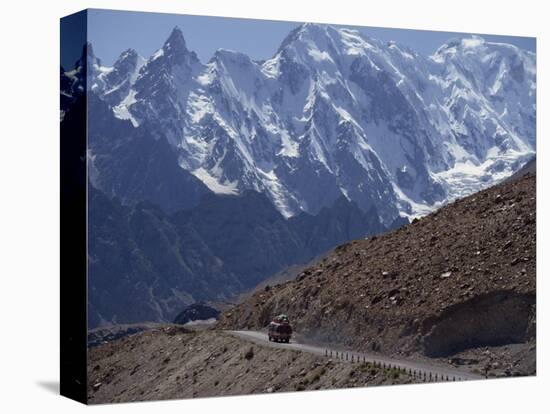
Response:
[79,8,536,68]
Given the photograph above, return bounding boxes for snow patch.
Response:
[261,57,280,78]
[308,49,333,62]
[151,48,164,61]
[278,130,300,158]
[462,37,485,49]
[393,183,441,220]
[191,167,238,195]
[113,90,139,127]
[94,64,114,74]
[197,65,216,86]
[187,92,213,123]
[257,168,294,218]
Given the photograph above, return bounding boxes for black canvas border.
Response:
[60,9,88,404]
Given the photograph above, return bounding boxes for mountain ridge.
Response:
[66,23,535,225]
[87,182,387,328]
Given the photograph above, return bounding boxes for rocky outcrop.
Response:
[420,291,535,357]
[173,303,221,325]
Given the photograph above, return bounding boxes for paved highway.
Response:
[229,330,484,382]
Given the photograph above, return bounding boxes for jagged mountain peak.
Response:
[274,22,397,72]
[116,48,140,62]
[276,23,339,55]
[70,41,98,72]
[111,48,144,74]
[100,48,146,106]
[145,26,198,67]
[164,26,188,51]
[85,41,96,60]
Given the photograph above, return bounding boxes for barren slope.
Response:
[218,174,536,369]
[87,328,413,403]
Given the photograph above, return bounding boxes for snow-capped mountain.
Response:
[79,24,536,223]
[101,48,146,107]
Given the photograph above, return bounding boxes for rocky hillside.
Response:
[87,328,413,403]
[218,173,536,366]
